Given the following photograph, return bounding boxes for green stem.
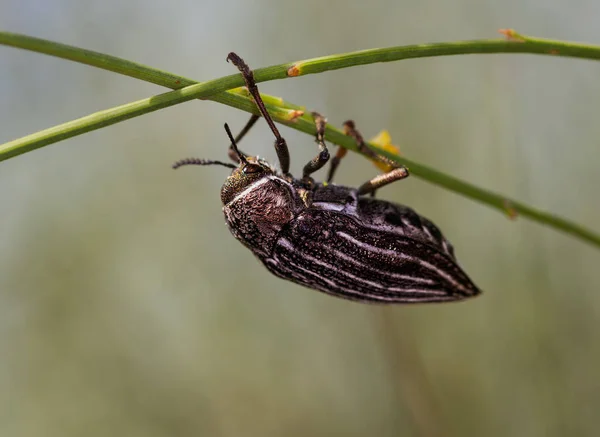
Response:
[2,31,599,89]
[1,31,599,248]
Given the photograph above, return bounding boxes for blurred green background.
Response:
[1,1,600,436]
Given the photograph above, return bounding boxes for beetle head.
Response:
[220,156,276,205]
[172,123,279,205]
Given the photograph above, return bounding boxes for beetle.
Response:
[173,52,481,303]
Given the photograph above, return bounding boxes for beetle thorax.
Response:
[222,173,303,256]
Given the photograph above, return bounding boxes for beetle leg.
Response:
[357,166,410,196]
[327,120,378,185]
[327,119,377,183]
[227,114,259,164]
[343,120,397,169]
[227,53,291,176]
[301,112,330,185]
[342,120,408,197]
[326,147,347,184]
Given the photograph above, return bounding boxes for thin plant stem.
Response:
[1,31,599,248]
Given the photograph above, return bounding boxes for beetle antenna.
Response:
[172,158,236,170]
[224,123,248,165]
[227,114,259,164]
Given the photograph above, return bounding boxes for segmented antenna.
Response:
[224,123,248,165]
[172,158,236,170]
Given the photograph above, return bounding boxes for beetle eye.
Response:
[243,164,262,174]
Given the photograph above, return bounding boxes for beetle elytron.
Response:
[173,53,481,303]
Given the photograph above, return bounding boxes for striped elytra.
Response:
[223,170,481,303]
[173,52,481,304]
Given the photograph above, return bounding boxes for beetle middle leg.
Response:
[326,146,347,184]
[301,112,330,186]
[326,120,366,183]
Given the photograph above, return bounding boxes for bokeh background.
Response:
[1,1,600,436]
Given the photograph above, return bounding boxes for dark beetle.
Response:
[174,53,481,303]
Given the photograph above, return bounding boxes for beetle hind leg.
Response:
[357,167,410,195]
[343,120,409,197]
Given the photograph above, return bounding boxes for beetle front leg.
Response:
[227,52,291,176]
[301,112,330,186]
